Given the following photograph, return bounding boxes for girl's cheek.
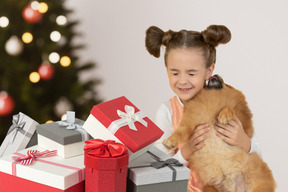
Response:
[169,76,177,82]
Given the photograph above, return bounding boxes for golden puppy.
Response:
[163,75,276,192]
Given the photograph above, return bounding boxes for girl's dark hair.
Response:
[145,25,231,68]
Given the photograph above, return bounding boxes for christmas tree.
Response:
[0,0,101,143]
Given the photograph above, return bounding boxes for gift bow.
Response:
[117,105,148,131]
[12,150,57,165]
[84,139,127,158]
[56,111,89,141]
[129,152,184,182]
[57,121,81,130]
[151,158,183,169]
[7,114,27,144]
[57,111,82,130]
[108,105,148,134]
[148,151,183,181]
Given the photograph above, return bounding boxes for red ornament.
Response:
[22,5,43,23]
[38,63,54,80]
[0,92,15,116]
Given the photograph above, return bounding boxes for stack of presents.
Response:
[0,96,190,192]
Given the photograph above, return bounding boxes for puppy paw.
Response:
[162,138,178,150]
[217,107,235,124]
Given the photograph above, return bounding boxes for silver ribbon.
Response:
[7,114,31,144]
[108,105,148,134]
[0,113,34,158]
[56,111,89,141]
[128,151,183,182]
[151,158,183,169]
[148,151,183,181]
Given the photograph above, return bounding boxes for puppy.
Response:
[163,75,276,192]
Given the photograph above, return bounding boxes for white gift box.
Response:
[127,147,191,192]
[37,135,87,159]
[0,145,85,191]
[0,112,38,158]
[36,111,90,159]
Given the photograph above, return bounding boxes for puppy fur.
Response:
[163,76,276,192]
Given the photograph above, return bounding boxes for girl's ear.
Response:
[205,63,215,80]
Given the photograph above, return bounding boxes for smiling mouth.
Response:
[178,88,192,93]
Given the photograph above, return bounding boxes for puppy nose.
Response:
[207,74,223,89]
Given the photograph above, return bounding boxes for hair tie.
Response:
[162,30,174,46]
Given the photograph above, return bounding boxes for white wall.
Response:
[67,0,288,191]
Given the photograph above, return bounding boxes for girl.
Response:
[145,25,261,192]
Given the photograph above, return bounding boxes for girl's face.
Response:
[166,48,214,104]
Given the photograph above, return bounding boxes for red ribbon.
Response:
[12,150,57,165]
[84,139,127,158]
[11,150,82,182]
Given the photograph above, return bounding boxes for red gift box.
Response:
[0,146,85,191]
[88,96,163,153]
[84,139,129,192]
[0,171,84,192]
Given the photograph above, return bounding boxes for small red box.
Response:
[84,139,129,192]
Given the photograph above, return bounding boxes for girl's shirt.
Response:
[154,96,262,166]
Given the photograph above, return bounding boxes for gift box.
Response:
[0,112,38,158]
[0,171,84,192]
[84,139,129,192]
[127,147,191,192]
[0,145,85,192]
[37,111,91,158]
[83,96,163,161]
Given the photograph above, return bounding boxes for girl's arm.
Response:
[154,102,176,157]
[154,102,210,165]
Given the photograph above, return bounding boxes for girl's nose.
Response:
[178,74,188,84]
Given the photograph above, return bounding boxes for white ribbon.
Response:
[57,121,81,130]
[108,105,148,135]
[56,111,89,141]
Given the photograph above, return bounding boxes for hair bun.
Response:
[145,26,164,58]
[201,25,231,47]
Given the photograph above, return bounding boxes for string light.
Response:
[56,15,67,25]
[31,1,40,10]
[39,2,48,13]
[60,56,71,67]
[0,16,9,28]
[49,52,60,63]
[29,72,40,83]
[22,32,33,44]
[50,31,61,42]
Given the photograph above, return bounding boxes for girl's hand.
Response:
[214,116,251,152]
[181,123,210,161]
